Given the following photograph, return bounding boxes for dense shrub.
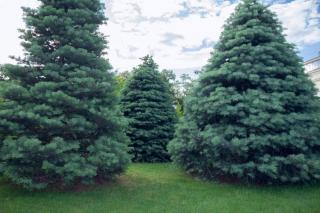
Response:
[168,0,320,184]
[0,0,130,189]
[121,56,177,162]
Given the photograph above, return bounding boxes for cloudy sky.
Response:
[0,0,319,76]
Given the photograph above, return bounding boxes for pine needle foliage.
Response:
[0,0,130,189]
[168,0,320,184]
[121,56,177,162]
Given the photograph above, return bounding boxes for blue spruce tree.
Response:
[169,0,320,184]
[121,56,177,162]
[0,0,130,189]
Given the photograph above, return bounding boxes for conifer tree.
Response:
[169,0,320,184]
[0,0,130,189]
[121,56,177,162]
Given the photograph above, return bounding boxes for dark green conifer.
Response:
[169,0,320,184]
[121,56,177,162]
[0,0,130,189]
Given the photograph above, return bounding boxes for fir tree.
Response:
[121,56,177,162]
[0,0,130,189]
[168,0,320,184]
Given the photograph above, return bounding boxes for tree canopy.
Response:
[0,0,130,189]
[121,56,177,162]
[169,0,320,184]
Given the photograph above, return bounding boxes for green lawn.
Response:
[1,163,320,213]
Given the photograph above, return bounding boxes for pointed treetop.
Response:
[139,55,158,70]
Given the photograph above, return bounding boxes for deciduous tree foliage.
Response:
[121,56,177,162]
[116,71,131,95]
[0,0,130,189]
[161,70,194,117]
[169,0,320,184]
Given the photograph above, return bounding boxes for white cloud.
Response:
[270,0,320,46]
[106,0,237,72]
[106,0,320,74]
[0,0,39,64]
[135,0,183,18]
[0,0,319,75]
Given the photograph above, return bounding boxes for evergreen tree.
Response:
[168,0,320,184]
[121,56,177,162]
[0,0,130,189]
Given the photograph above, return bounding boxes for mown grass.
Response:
[1,163,320,213]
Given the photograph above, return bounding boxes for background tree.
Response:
[160,70,194,117]
[0,0,130,189]
[160,69,176,98]
[115,70,131,95]
[169,0,320,184]
[121,55,177,162]
[175,73,194,116]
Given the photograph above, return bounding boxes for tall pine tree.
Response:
[0,0,130,189]
[121,56,177,162]
[169,0,320,184]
